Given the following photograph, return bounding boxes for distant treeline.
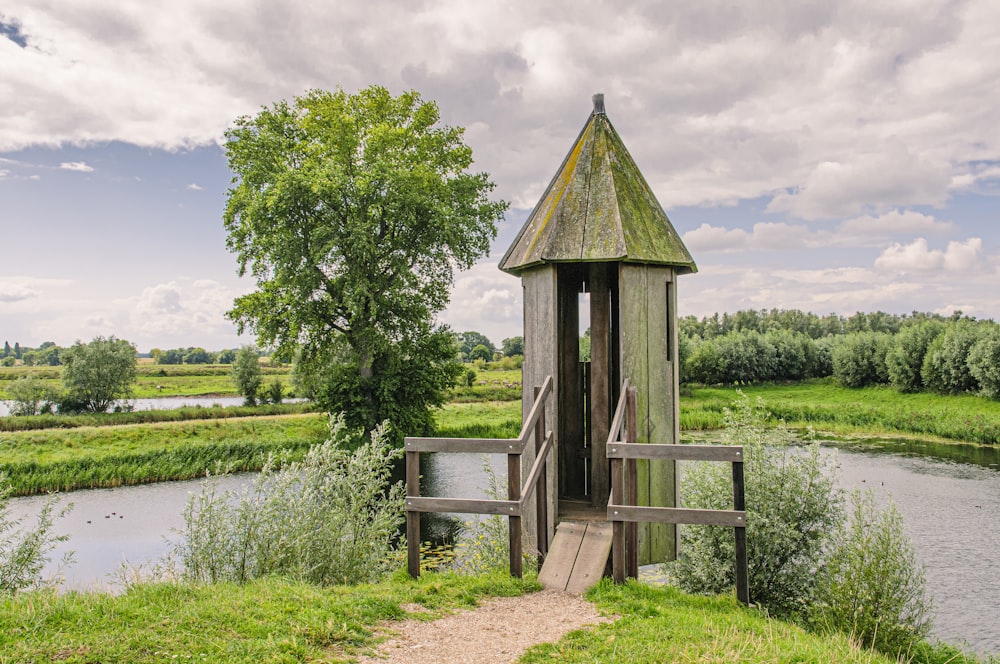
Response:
[680,309,1000,398]
[1,342,249,367]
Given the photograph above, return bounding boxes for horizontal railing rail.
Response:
[606,383,749,605]
[405,376,553,578]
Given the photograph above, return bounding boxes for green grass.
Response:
[0,571,537,664]
[682,379,1000,444]
[0,402,315,433]
[1,573,988,663]
[0,364,292,399]
[433,400,522,438]
[0,414,329,495]
[524,580,989,664]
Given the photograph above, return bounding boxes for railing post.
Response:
[733,459,749,605]
[611,455,625,583]
[534,386,548,569]
[406,447,421,578]
[508,438,523,579]
[625,386,639,580]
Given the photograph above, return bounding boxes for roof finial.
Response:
[592,93,605,115]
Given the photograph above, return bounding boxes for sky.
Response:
[1,1,999,353]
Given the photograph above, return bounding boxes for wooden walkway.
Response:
[537,520,613,594]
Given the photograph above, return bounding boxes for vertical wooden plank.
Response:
[558,265,585,498]
[733,460,749,605]
[406,450,420,578]
[509,448,522,578]
[619,263,651,564]
[646,267,676,562]
[611,456,624,583]
[625,387,639,579]
[535,390,548,568]
[589,262,611,508]
[521,267,558,546]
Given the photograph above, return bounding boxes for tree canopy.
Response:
[223,86,507,437]
[60,336,137,413]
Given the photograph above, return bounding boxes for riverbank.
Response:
[3,571,983,663]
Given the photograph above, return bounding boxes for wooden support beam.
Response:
[406,450,420,578]
[405,497,521,516]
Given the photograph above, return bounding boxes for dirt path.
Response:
[355,590,613,663]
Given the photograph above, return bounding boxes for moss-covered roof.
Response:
[499,95,696,275]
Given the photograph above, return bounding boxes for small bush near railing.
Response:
[171,414,404,586]
[811,491,931,658]
[0,474,73,594]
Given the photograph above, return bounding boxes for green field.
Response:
[682,379,1000,445]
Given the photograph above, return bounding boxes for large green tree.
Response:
[223,86,507,438]
[60,336,137,413]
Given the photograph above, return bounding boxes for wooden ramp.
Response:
[538,520,613,594]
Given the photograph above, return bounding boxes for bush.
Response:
[885,321,945,392]
[171,415,404,586]
[1,475,73,594]
[832,332,891,388]
[3,376,53,416]
[670,393,842,618]
[262,378,284,404]
[967,324,1000,399]
[921,320,982,394]
[231,346,263,406]
[811,491,931,657]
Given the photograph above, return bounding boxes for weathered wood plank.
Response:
[589,263,612,508]
[558,265,585,498]
[646,268,675,562]
[607,443,744,462]
[521,267,559,547]
[608,505,746,528]
[619,264,651,564]
[538,521,587,591]
[565,521,614,594]
[405,497,520,516]
[404,437,523,454]
[406,450,421,578]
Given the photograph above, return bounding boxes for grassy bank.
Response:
[0,364,292,399]
[1,572,986,663]
[682,379,1000,444]
[0,414,329,495]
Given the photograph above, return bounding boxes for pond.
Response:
[5,439,999,656]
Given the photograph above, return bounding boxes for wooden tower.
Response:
[500,94,696,565]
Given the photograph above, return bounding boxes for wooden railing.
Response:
[606,382,750,605]
[404,376,554,578]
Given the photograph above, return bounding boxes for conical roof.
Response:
[499,94,696,275]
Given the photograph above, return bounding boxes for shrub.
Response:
[885,321,945,392]
[1,475,73,594]
[832,332,891,388]
[231,346,263,406]
[921,320,983,394]
[967,324,1000,399]
[811,491,931,657]
[171,415,404,586]
[670,393,842,618]
[3,376,53,416]
[262,378,284,404]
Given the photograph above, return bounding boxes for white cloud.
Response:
[874,237,983,272]
[0,1,998,217]
[682,223,748,252]
[839,210,955,240]
[186,182,203,190]
[440,262,522,344]
[58,160,93,172]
